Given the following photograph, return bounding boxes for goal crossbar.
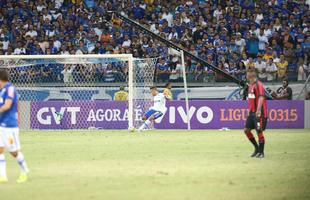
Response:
[0,54,133,60]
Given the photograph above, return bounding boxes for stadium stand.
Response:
[0,0,309,84]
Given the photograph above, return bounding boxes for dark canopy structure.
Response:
[108,11,250,99]
[109,11,245,87]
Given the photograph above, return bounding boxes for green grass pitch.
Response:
[1,129,310,200]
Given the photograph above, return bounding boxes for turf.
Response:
[0,129,310,200]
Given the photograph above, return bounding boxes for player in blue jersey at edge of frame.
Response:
[0,69,29,183]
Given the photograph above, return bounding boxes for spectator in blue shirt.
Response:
[156,58,170,82]
[246,33,259,58]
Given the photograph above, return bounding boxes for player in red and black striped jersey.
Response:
[244,70,268,158]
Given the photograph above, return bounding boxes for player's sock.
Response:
[0,154,7,178]
[15,152,29,173]
[138,120,151,131]
[257,132,265,157]
[245,130,259,157]
[245,130,258,149]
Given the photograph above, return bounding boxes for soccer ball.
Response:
[128,127,136,133]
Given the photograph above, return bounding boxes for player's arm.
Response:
[256,96,264,117]
[0,99,13,113]
[0,86,14,113]
[256,83,265,117]
[163,89,172,100]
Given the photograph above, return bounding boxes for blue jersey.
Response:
[0,83,19,128]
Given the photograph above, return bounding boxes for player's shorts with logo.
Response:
[245,112,268,132]
[144,109,163,119]
[0,127,20,152]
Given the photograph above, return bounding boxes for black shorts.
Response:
[245,112,268,132]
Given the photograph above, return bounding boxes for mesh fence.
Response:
[0,56,158,130]
[132,58,158,129]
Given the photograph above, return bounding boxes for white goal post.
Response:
[0,54,190,130]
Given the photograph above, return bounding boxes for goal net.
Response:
[0,54,158,130]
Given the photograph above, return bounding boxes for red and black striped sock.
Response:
[258,132,265,154]
[245,130,258,150]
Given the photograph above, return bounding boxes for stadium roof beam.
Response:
[109,11,245,87]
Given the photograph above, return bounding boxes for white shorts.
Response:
[0,127,20,152]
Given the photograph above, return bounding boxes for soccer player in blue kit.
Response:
[138,86,169,132]
[0,69,29,183]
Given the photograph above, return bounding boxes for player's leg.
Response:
[8,128,29,182]
[244,113,259,157]
[0,129,8,183]
[0,147,8,183]
[138,116,154,131]
[138,109,156,131]
[10,151,29,183]
[138,110,163,131]
[255,117,267,158]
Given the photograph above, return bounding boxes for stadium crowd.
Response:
[0,0,309,84]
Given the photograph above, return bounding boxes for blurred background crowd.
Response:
[0,0,309,84]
